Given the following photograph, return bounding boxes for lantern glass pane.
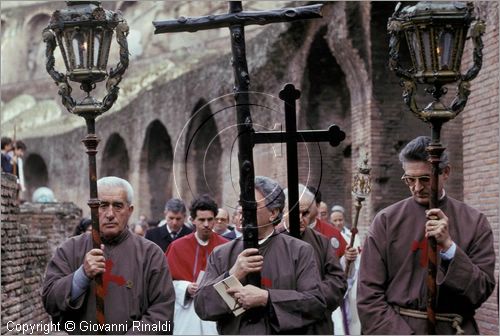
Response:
[71,31,87,68]
[98,29,114,69]
[438,30,454,70]
[93,31,102,68]
[421,30,432,71]
[408,31,422,70]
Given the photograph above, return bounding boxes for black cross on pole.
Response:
[253,83,345,238]
[153,2,328,288]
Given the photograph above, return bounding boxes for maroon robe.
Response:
[42,230,175,335]
[194,232,326,334]
[297,227,347,334]
[357,196,495,334]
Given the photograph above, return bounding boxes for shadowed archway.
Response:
[183,99,222,205]
[140,120,173,221]
[24,153,49,201]
[100,133,130,179]
[300,26,352,218]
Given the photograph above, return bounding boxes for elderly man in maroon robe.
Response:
[281,184,348,335]
[42,176,175,334]
[166,194,227,334]
[194,176,326,334]
[358,136,496,334]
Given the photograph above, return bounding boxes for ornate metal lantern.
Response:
[42,1,129,326]
[388,1,485,122]
[43,1,129,116]
[387,2,485,333]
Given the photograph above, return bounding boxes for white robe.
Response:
[173,280,218,335]
[332,233,362,335]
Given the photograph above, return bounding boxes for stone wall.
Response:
[1,173,81,334]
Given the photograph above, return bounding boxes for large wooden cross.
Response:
[153,1,345,287]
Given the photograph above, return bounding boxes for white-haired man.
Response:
[43,176,175,334]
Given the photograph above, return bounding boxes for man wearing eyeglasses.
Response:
[357,136,495,335]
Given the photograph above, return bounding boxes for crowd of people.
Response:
[40,136,495,335]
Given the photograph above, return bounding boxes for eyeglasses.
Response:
[401,174,431,186]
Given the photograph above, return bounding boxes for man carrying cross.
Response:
[194,176,326,334]
[42,176,175,334]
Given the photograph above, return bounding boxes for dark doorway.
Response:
[100,133,130,179]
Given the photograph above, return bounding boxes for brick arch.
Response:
[324,2,371,106]
[100,133,130,179]
[25,13,51,77]
[139,120,173,221]
[298,25,353,220]
[183,99,222,205]
[24,153,49,201]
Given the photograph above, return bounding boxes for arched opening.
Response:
[140,120,173,221]
[184,99,222,205]
[26,14,51,77]
[300,26,352,219]
[100,133,130,179]
[24,153,49,200]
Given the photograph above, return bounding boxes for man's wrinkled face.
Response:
[165,211,185,233]
[214,209,230,234]
[284,199,313,234]
[233,206,243,233]
[193,210,215,241]
[402,161,449,206]
[318,202,328,221]
[255,189,274,228]
[330,211,345,231]
[98,186,133,239]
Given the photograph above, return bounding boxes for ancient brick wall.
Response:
[1,173,81,334]
[18,202,82,256]
[461,2,499,334]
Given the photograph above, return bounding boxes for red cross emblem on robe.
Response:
[411,237,428,268]
[97,259,127,296]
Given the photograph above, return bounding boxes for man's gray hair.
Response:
[255,176,285,225]
[399,136,449,171]
[165,198,186,214]
[97,176,134,204]
[255,176,285,211]
[331,205,345,214]
[283,184,316,211]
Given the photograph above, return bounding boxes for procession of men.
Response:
[39,135,495,335]
[0,0,496,335]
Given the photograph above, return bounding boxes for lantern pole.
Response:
[388,2,485,333]
[43,1,129,327]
